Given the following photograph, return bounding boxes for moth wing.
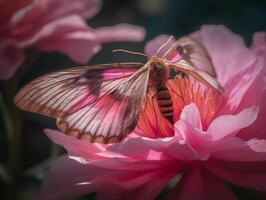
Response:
[169,61,224,94]
[164,36,217,77]
[14,63,142,118]
[56,66,151,143]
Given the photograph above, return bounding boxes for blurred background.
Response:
[0,0,266,199]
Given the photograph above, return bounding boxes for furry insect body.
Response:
[149,58,174,124]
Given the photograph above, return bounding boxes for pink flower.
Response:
[0,0,146,80]
[38,25,266,200]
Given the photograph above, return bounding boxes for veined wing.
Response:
[14,62,142,118]
[14,62,151,144]
[163,36,217,77]
[169,61,224,94]
[55,66,150,143]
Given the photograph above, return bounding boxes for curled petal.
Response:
[94,24,146,43]
[207,106,259,140]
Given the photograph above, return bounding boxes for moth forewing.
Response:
[163,36,217,77]
[14,63,151,144]
[54,66,150,144]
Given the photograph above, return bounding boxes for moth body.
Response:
[148,57,174,124]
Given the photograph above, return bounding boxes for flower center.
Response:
[170,76,219,131]
[135,76,220,138]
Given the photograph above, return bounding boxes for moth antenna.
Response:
[112,49,149,58]
[156,35,174,56]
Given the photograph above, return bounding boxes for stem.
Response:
[1,49,40,199]
[2,77,22,200]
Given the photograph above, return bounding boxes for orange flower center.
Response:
[136,76,220,138]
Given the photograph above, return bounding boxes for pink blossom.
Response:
[38,25,266,200]
[0,0,146,80]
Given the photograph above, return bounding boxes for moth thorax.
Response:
[150,61,167,84]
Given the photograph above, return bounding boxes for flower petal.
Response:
[236,32,266,139]
[38,155,176,200]
[0,41,24,80]
[168,104,211,161]
[251,32,266,57]
[44,129,107,160]
[166,166,238,200]
[144,34,176,57]
[11,0,101,26]
[192,25,256,86]
[94,24,146,43]
[207,106,259,140]
[37,156,104,200]
[206,159,266,191]
[179,103,202,130]
[211,137,266,161]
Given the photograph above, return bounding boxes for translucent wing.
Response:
[164,36,217,77]
[57,66,150,143]
[169,61,224,94]
[14,63,142,117]
[14,62,150,143]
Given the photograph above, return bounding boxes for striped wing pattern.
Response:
[14,63,151,143]
[164,36,217,77]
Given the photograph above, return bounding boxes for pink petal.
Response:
[37,155,104,200]
[0,40,24,80]
[251,32,266,57]
[93,24,146,43]
[166,166,238,200]
[38,154,177,200]
[220,57,264,113]
[144,34,176,57]
[236,32,266,139]
[192,25,265,115]
[44,129,108,161]
[95,170,175,200]
[210,137,266,161]
[171,121,211,161]
[167,104,211,161]
[37,30,101,63]
[207,106,259,140]
[11,0,101,27]
[192,25,256,86]
[44,129,182,171]
[179,103,202,130]
[33,16,101,63]
[17,15,90,47]
[206,159,266,191]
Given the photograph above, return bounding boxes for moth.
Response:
[14,36,223,144]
